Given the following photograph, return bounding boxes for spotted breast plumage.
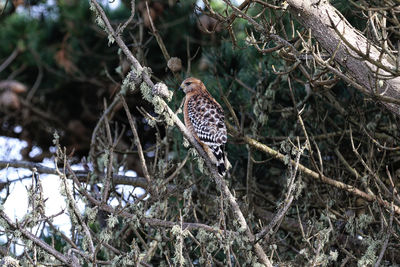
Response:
[180,77,228,176]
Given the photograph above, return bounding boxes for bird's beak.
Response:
[179,86,183,91]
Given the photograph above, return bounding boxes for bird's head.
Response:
[179,77,204,94]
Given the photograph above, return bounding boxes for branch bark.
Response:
[0,160,150,188]
[287,0,400,117]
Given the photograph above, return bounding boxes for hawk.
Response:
[180,77,228,176]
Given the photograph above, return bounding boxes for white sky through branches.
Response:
[0,136,143,255]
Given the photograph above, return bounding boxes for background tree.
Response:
[0,0,399,266]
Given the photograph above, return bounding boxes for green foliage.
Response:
[42,232,67,253]
[0,0,399,266]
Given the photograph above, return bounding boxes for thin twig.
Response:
[374,204,394,267]
[116,0,136,35]
[56,151,95,259]
[227,122,400,215]
[102,99,114,202]
[0,47,19,73]
[0,160,152,188]
[255,143,303,243]
[0,210,80,267]
[120,95,152,184]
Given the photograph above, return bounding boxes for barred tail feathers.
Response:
[200,143,227,176]
[210,145,226,176]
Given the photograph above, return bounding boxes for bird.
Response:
[180,77,228,176]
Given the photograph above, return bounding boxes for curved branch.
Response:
[287,0,400,117]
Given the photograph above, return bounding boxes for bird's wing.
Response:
[186,93,227,146]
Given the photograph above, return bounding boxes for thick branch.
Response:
[287,0,400,117]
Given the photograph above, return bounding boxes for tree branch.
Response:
[0,160,150,188]
[0,210,80,267]
[227,122,400,215]
[287,0,400,117]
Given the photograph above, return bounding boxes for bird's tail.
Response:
[211,145,227,176]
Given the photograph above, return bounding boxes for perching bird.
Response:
[180,77,228,176]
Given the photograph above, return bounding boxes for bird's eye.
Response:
[185,82,192,86]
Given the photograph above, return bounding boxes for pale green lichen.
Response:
[258,113,268,125]
[183,188,192,199]
[122,256,135,265]
[140,82,153,102]
[163,110,174,126]
[108,34,115,46]
[329,250,338,262]
[107,214,118,228]
[358,237,378,267]
[171,225,187,266]
[264,88,275,99]
[146,201,167,218]
[152,96,164,115]
[280,139,291,153]
[245,251,253,264]
[238,225,247,233]
[25,239,33,250]
[171,225,181,236]
[357,213,374,230]
[126,202,144,228]
[81,235,88,251]
[187,148,205,173]
[52,131,60,145]
[1,256,20,267]
[99,229,112,243]
[206,241,217,252]
[166,90,173,102]
[196,155,205,174]
[196,229,219,255]
[157,158,165,172]
[59,180,66,197]
[111,255,122,266]
[96,152,108,172]
[182,188,192,216]
[129,68,142,87]
[283,154,290,165]
[115,65,122,75]
[245,34,256,46]
[150,94,174,126]
[295,179,305,198]
[89,2,96,11]
[145,117,157,128]
[182,138,189,148]
[95,16,105,29]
